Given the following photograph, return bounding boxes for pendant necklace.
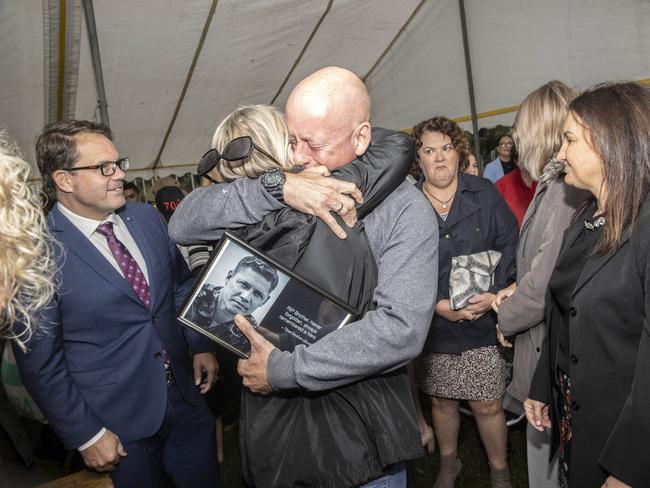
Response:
[424,185,456,209]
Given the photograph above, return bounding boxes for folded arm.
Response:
[169,178,284,245]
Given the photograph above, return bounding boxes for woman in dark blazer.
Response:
[413,116,518,487]
[526,82,650,488]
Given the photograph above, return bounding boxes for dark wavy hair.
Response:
[412,116,470,168]
[570,82,650,253]
[36,120,112,209]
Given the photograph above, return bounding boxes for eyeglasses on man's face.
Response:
[63,157,130,176]
[498,142,513,148]
[197,136,280,183]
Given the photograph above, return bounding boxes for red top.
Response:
[495,168,537,227]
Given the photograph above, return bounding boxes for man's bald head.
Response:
[285,66,372,170]
[287,67,370,127]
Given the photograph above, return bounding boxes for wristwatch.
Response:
[261,168,286,204]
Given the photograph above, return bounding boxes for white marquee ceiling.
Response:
[1,0,649,179]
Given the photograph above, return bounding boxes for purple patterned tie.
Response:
[96,222,151,308]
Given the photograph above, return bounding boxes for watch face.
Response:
[263,169,283,187]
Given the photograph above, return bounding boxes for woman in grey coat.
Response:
[492,81,587,488]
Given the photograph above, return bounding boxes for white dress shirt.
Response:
[58,203,149,282]
[57,203,150,450]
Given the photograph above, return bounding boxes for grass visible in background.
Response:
[4,403,529,486]
[413,414,528,487]
[218,407,529,488]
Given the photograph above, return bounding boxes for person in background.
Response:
[412,116,518,488]
[0,128,55,348]
[495,162,537,227]
[123,181,140,202]
[460,152,480,176]
[491,80,585,488]
[484,135,516,183]
[155,186,185,223]
[525,82,650,487]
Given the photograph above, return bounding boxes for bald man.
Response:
[170,67,437,487]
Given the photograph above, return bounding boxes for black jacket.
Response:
[236,128,423,487]
[418,174,518,354]
[530,198,650,487]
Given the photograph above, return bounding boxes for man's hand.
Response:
[235,314,275,395]
[523,398,551,432]
[601,476,632,488]
[193,352,219,394]
[492,283,516,313]
[283,170,363,239]
[80,429,126,472]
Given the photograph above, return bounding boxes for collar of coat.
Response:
[417,173,489,228]
[415,171,488,194]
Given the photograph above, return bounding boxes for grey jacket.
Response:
[498,174,587,407]
[169,178,438,392]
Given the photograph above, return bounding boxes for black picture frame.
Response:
[178,232,358,358]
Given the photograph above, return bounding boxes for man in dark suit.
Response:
[13,120,220,488]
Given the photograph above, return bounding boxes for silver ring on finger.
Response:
[336,202,344,214]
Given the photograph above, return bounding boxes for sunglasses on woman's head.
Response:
[196,136,280,183]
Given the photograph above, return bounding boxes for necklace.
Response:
[423,185,456,209]
[584,215,606,231]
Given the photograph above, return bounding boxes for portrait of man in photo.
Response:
[189,255,279,353]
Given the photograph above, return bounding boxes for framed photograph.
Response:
[178,232,358,358]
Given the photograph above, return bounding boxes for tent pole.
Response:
[458,0,481,170]
[82,0,110,128]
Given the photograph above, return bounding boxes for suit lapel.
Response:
[562,216,584,253]
[572,233,629,297]
[118,207,159,309]
[49,206,143,306]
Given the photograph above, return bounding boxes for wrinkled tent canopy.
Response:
[2,0,650,180]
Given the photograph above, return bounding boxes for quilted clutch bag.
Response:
[449,250,502,310]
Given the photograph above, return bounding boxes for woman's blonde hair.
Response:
[512,81,576,180]
[0,129,57,351]
[210,105,292,181]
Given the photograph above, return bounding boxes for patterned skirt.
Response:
[416,345,507,401]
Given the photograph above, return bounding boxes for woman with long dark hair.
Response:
[525,82,650,487]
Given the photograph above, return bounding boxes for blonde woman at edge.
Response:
[0,128,56,350]
[491,82,587,487]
